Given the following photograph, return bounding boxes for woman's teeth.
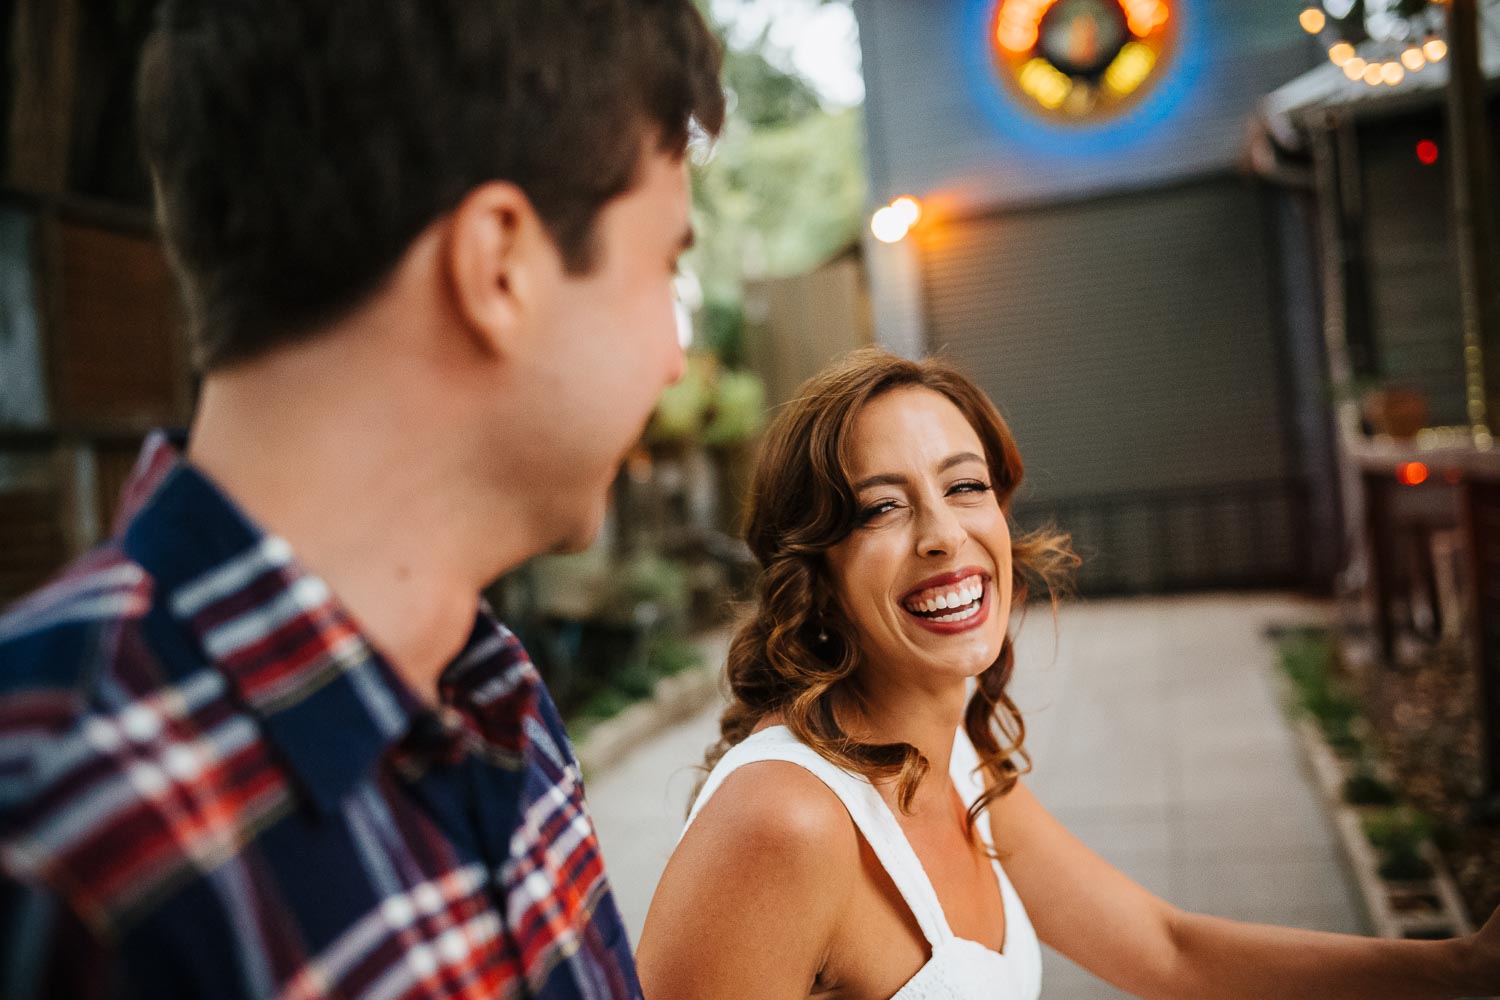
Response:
[903,576,984,621]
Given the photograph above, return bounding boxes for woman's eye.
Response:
[859,500,900,522]
[949,480,992,496]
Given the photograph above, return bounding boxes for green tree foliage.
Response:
[687,3,868,309]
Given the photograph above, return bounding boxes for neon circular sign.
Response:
[993,0,1175,120]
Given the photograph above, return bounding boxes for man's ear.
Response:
[444,181,552,358]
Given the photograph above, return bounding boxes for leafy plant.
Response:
[647,360,714,445]
[704,369,768,447]
[1277,630,1366,756]
[1343,770,1399,806]
[610,553,691,626]
[647,633,704,678]
[1363,808,1437,881]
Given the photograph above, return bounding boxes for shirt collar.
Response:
[117,431,539,813]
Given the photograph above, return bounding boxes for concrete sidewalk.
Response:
[585,594,1366,997]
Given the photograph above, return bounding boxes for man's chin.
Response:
[545,501,607,556]
[546,531,596,557]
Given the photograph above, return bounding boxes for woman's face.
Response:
[824,386,1013,689]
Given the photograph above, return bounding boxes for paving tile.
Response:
[1171,851,1363,922]
[1175,792,1335,857]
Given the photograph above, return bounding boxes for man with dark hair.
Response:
[0,3,723,997]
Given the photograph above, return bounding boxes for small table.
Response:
[1350,436,1500,804]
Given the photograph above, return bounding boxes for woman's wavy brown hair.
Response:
[704,347,1078,838]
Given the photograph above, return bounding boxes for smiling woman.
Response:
[635,348,1076,999]
[707,351,1076,820]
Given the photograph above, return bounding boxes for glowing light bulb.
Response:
[1299,7,1327,33]
[1401,46,1426,71]
[1329,41,1357,65]
[1343,56,1367,80]
[1397,462,1429,486]
[871,206,909,244]
[1382,61,1405,84]
[1423,37,1448,62]
[1362,62,1384,85]
[890,197,921,228]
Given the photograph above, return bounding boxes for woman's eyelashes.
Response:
[858,498,901,523]
[857,480,993,523]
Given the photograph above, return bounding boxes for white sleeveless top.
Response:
[684,725,1043,999]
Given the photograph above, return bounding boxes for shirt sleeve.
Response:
[0,870,130,1000]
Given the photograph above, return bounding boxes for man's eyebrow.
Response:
[852,452,986,492]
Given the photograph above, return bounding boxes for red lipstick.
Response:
[900,566,992,636]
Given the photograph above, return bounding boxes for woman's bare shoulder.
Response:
[690,758,859,866]
[638,759,860,995]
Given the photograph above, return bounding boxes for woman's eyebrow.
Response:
[853,472,907,491]
[852,452,985,492]
[938,451,985,472]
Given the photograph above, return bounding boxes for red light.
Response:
[1416,140,1439,165]
[1397,462,1429,486]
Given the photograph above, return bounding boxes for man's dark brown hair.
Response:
[138,0,725,370]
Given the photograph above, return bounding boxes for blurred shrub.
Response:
[1278,629,1364,758]
[1363,808,1436,881]
[611,553,691,627]
[1343,769,1399,806]
[704,369,767,447]
[648,359,714,446]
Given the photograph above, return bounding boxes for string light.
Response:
[1301,6,1450,88]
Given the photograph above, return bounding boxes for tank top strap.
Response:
[686,726,953,948]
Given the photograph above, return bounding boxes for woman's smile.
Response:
[899,567,993,634]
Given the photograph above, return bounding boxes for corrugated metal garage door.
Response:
[920,176,1308,593]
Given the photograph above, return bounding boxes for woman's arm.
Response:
[991,781,1499,999]
[636,761,859,1000]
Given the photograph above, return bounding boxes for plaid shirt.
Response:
[0,432,639,999]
